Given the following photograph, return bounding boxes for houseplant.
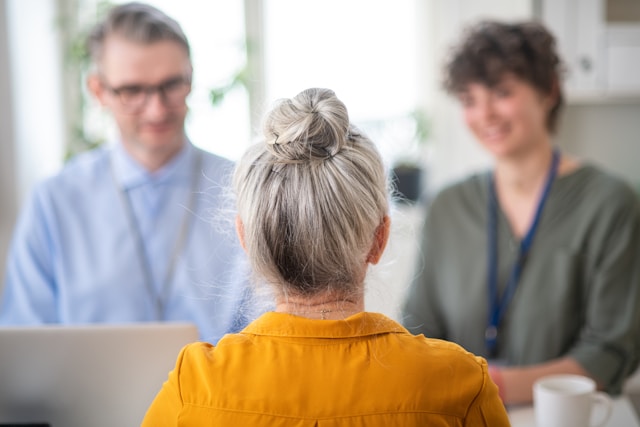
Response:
[391,108,430,204]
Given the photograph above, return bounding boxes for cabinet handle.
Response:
[579,56,592,72]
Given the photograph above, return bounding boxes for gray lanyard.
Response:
[111,149,202,319]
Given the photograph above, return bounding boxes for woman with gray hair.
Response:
[143,88,510,426]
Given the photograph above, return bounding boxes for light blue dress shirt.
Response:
[0,141,256,343]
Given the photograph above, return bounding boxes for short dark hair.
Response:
[87,2,191,65]
[443,20,565,133]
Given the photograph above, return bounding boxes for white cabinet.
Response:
[540,0,640,102]
[606,25,640,91]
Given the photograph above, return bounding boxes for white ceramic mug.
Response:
[533,374,612,427]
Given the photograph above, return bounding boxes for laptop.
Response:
[0,322,199,427]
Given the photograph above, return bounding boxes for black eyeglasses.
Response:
[100,75,191,113]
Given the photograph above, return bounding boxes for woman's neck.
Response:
[494,144,555,198]
[492,144,558,238]
[275,290,364,320]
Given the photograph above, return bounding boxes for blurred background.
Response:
[2,0,640,318]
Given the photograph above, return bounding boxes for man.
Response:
[0,2,256,343]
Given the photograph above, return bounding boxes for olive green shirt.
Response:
[403,165,640,393]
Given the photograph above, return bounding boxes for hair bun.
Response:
[263,88,350,161]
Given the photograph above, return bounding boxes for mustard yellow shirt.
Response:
[143,312,510,426]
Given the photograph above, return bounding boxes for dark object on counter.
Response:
[392,165,424,203]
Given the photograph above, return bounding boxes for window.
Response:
[263,0,420,165]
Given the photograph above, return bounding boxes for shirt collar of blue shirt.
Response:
[110,139,195,191]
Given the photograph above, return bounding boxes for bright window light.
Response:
[263,0,419,164]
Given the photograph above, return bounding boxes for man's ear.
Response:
[185,64,194,94]
[235,216,247,252]
[86,73,107,106]
[366,215,390,265]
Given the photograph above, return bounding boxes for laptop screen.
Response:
[0,322,198,427]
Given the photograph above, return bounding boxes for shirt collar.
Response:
[110,140,195,190]
[242,312,407,339]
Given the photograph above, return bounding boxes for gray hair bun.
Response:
[263,88,350,161]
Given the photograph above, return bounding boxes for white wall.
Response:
[0,0,17,284]
[6,0,65,201]
[558,103,640,189]
[0,0,66,289]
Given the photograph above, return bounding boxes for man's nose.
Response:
[142,89,170,116]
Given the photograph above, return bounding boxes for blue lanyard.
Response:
[485,149,560,357]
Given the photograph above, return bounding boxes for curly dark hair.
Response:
[443,20,565,133]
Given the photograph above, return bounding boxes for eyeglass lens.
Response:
[106,77,190,112]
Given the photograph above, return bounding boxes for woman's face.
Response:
[458,74,554,159]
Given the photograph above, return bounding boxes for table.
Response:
[508,395,640,426]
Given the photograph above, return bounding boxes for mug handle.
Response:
[590,391,613,427]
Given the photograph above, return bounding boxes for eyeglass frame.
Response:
[99,74,192,113]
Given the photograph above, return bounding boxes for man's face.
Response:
[89,35,192,165]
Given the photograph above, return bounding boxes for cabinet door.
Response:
[541,0,605,95]
[606,26,640,91]
[603,0,640,92]
[542,0,640,98]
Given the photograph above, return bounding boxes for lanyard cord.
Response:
[485,148,560,357]
[111,149,202,320]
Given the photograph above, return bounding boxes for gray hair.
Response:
[233,88,389,297]
[86,2,191,65]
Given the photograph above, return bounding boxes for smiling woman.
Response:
[457,75,555,171]
[402,19,640,406]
